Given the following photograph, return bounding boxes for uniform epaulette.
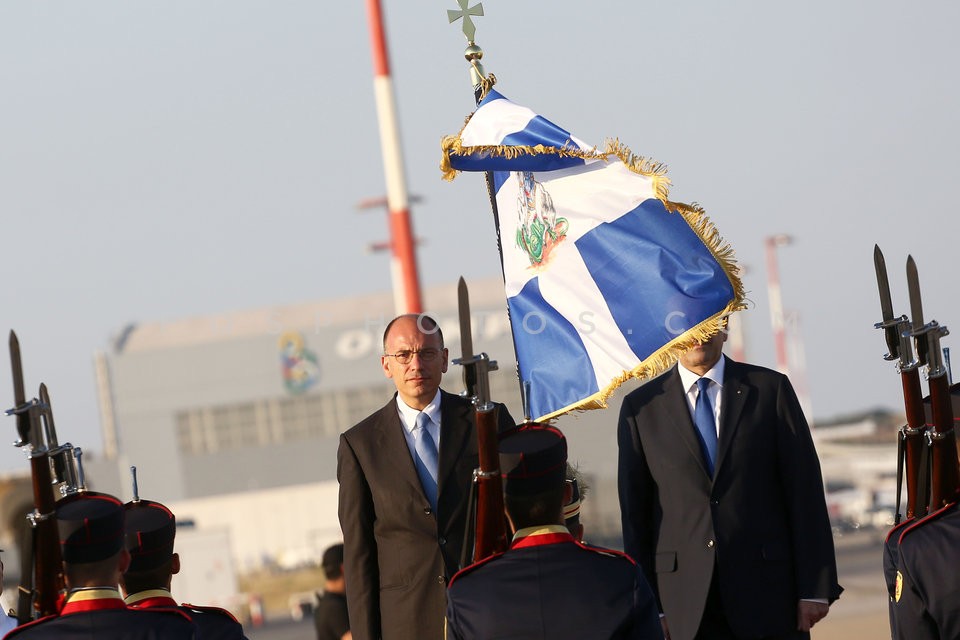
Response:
[898,501,958,545]
[448,551,507,588]
[573,541,637,565]
[3,614,58,637]
[135,605,195,623]
[885,518,912,544]
[180,602,242,623]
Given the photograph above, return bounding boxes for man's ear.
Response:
[118,548,131,574]
[171,552,181,576]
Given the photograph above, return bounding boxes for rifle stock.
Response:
[472,403,508,561]
[27,445,65,617]
[900,368,929,518]
[927,373,960,509]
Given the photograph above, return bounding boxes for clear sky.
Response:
[1,1,958,474]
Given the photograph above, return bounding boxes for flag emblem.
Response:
[516,171,568,268]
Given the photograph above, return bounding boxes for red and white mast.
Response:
[364,0,423,314]
[765,234,792,376]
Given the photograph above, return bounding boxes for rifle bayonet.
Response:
[874,245,902,361]
[907,256,932,369]
[9,331,31,447]
[454,277,497,406]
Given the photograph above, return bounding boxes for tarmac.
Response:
[812,528,890,639]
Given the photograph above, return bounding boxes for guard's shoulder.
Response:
[574,541,637,566]
[3,614,57,638]
[180,603,242,624]
[448,550,507,588]
[134,606,196,624]
[899,501,959,545]
[885,517,912,544]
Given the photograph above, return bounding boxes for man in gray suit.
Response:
[337,314,515,640]
[618,328,841,640]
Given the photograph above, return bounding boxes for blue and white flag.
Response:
[442,89,744,421]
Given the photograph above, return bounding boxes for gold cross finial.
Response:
[448,0,484,43]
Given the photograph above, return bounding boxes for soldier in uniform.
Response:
[120,494,249,640]
[893,501,960,639]
[445,424,661,640]
[6,491,197,640]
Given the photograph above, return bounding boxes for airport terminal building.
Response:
[91,277,527,503]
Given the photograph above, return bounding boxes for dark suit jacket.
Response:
[617,358,841,640]
[337,389,515,640]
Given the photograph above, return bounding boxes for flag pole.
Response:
[448,1,529,417]
[365,0,423,315]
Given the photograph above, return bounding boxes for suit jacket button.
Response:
[437,575,446,585]
[439,537,447,546]
[707,539,715,548]
[710,499,719,506]
[424,507,432,515]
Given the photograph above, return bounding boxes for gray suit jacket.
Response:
[337,389,514,640]
[617,358,841,640]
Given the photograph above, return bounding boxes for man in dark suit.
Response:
[337,313,515,640]
[445,424,662,640]
[618,328,841,640]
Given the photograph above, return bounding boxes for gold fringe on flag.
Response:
[438,109,747,422]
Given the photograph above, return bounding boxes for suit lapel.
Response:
[437,390,472,492]
[716,357,750,474]
[373,397,429,501]
[663,367,713,477]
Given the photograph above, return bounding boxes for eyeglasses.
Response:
[384,348,441,365]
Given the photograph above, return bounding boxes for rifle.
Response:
[6,332,83,620]
[906,257,960,510]
[873,246,928,521]
[454,277,509,564]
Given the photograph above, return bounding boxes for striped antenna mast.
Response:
[364,0,423,314]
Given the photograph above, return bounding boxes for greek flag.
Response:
[442,89,744,421]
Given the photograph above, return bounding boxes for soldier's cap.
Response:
[123,498,177,572]
[499,423,568,495]
[322,543,344,574]
[56,492,126,564]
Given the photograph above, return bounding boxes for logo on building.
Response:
[279,331,320,394]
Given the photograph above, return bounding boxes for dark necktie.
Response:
[694,377,718,475]
[414,412,439,511]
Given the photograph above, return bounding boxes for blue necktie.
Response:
[694,377,718,475]
[414,412,439,511]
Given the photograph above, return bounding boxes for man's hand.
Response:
[796,600,829,631]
